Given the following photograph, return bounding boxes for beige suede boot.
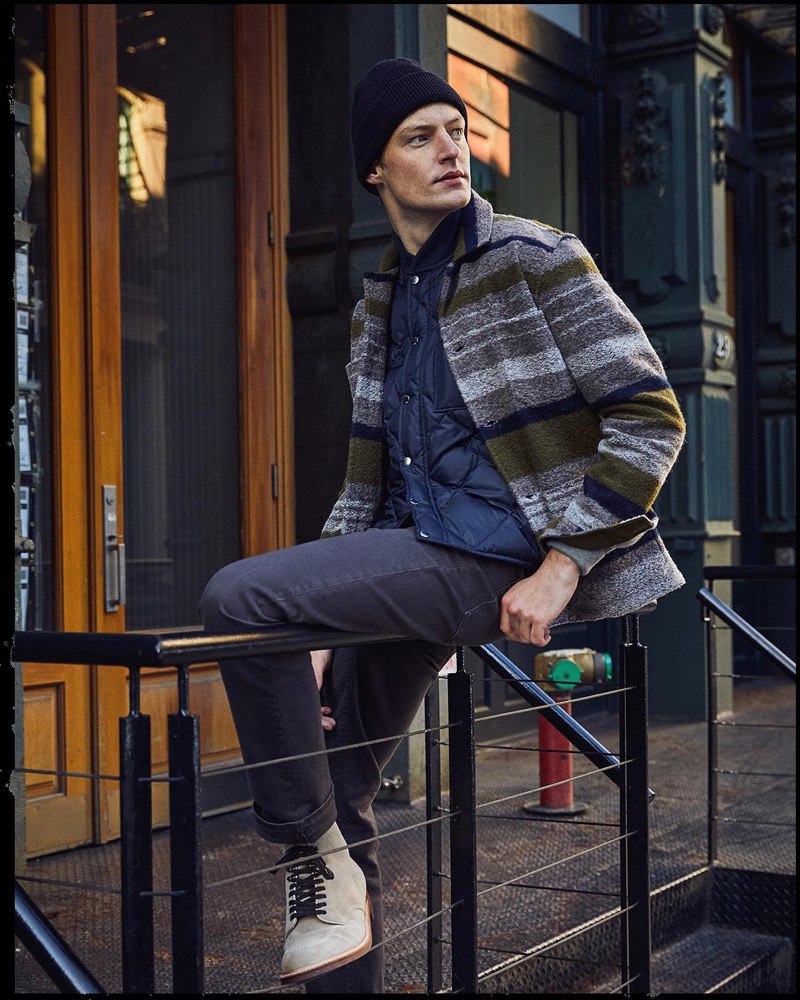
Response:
[275,823,372,985]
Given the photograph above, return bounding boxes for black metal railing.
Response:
[698,566,796,871]
[13,618,653,994]
[14,882,106,995]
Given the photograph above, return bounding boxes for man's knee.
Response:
[197,560,252,629]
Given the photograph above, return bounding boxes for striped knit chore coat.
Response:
[322,192,687,625]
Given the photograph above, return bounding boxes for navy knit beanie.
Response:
[351,58,468,194]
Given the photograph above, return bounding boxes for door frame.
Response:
[22,3,293,855]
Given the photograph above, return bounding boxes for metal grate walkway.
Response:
[15,676,795,994]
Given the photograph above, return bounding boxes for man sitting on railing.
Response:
[198,57,687,994]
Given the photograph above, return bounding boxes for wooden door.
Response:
[17,4,292,856]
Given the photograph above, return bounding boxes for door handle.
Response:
[102,485,126,612]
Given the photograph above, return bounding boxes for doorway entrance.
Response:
[15,3,292,856]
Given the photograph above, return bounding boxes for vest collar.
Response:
[392,207,462,274]
[374,190,494,275]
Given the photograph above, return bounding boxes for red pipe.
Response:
[523,693,588,816]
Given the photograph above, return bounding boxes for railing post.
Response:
[704,586,720,867]
[447,648,478,994]
[425,681,443,994]
[168,664,204,993]
[619,615,651,994]
[119,667,155,994]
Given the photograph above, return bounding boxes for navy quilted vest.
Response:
[374,210,540,570]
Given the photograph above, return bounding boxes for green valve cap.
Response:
[549,658,582,690]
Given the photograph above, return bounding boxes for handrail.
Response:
[700,566,796,882]
[15,883,106,994]
[12,626,641,793]
[14,621,652,994]
[471,642,655,800]
[697,587,796,680]
[13,624,409,995]
[11,624,405,668]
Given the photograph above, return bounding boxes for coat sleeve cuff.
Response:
[546,540,609,576]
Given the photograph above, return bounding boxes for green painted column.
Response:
[608,5,736,717]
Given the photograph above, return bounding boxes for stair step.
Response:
[592,924,792,994]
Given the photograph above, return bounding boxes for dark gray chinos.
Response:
[198,525,523,993]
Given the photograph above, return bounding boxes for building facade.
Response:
[13,4,795,858]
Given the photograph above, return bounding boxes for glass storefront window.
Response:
[117,4,241,630]
[15,4,54,631]
[526,4,587,41]
[450,53,580,233]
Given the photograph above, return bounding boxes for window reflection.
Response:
[15,4,54,631]
[118,4,240,630]
[449,53,580,233]
[119,86,167,204]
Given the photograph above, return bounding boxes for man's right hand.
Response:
[499,548,580,646]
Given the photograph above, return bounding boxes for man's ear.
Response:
[365,160,383,189]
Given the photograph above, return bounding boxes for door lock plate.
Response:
[102,485,126,612]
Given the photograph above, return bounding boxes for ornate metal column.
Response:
[608,5,736,716]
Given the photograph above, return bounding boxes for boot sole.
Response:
[279,894,372,985]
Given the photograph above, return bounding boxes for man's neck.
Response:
[384,207,455,256]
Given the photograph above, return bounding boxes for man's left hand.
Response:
[499,549,580,646]
[310,649,336,730]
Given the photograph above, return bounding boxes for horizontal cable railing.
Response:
[13,617,652,994]
[698,566,796,873]
[698,588,796,680]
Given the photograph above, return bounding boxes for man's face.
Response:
[367,102,471,228]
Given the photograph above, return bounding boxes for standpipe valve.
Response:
[534,647,613,692]
[524,648,613,817]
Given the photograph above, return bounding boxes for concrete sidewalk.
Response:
[14,676,796,994]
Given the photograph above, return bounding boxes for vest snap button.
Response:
[403,456,412,466]
[419,531,429,539]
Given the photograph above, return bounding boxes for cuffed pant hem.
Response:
[251,787,337,846]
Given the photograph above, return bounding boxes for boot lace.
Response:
[272,845,335,920]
